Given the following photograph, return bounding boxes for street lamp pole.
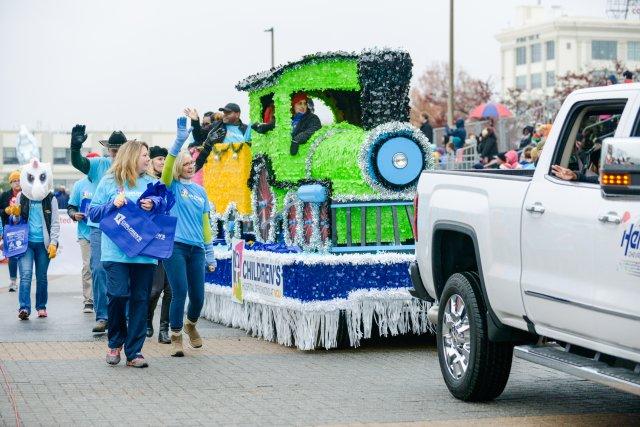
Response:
[265,27,275,68]
[447,0,455,127]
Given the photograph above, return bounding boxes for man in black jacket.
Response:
[419,113,433,143]
[195,103,250,172]
[289,92,321,155]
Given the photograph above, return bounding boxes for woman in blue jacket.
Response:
[89,140,158,368]
[162,117,216,357]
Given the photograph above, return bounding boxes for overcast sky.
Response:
[0,0,606,131]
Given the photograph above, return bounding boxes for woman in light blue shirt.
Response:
[162,117,216,357]
[89,140,158,368]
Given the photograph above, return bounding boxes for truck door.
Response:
[521,96,631,343]
[589,105,640,353]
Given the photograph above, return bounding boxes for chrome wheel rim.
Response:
[441,293,471,380]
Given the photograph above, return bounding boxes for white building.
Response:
[495,5,640,97]
[0,129,174,190]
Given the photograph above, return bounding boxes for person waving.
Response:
[162,117,216,357]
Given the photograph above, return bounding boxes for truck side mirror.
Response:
[600,137,640,197]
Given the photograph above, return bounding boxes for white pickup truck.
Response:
[411,83,640,401]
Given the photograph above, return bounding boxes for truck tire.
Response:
[436,272,513,401]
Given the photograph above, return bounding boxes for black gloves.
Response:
[71,124,88,149]
[205,125,226,146]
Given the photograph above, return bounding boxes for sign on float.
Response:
[231,239,284,304]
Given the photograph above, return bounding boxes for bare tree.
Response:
[410,62,494,127]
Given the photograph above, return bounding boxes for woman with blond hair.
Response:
[162,117,216,357]
[89,140,158,368]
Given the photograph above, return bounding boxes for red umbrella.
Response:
[469,102,512,119]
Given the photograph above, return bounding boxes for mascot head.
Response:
[20,158,52,201]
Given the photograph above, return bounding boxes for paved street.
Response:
[0,268,638,426]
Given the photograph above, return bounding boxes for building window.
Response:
[546,71,556,87]
[53,147,71,165]
[516,75,527,90]
[516,46,526,65]
[531,73,542,89]
[530,43,541,63]
[546,41,555,60]
[592,40,617,60]
[3,148,18,164]
[628,41,640,61]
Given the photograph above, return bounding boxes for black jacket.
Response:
[479,134,498,160]
[0,189,18,226]
[290,112,321,155]
[195,121,249,172]
[420,122,433,143]
[190,119,213,145]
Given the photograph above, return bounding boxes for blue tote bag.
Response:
[99,200,160,258]
[3,220,29,258]
[137,182,178,260]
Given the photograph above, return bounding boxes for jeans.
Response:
[102,261,156,361]
[18,241,50,313]
[90,227,107,321]
[164,242,205,331]
[148,261,172,328]
[79,238,93,305]
[9,256,18,280]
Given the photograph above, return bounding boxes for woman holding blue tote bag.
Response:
[162,117,217,357]
[89,140,158,368]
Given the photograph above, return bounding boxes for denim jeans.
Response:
[164,242,205,331]
[90,227,108,321]
[102,261,156,361]
[9,256,18,280]
[18,241,50,314]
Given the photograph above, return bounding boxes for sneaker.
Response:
[106,347,122,365]
[37,310,47,318]
[170,332,184,357]
[18,310,29,320]
[8,281,17,292]
[82,303,94,313]
[184,319,202,348]
[126,355,149,368]
[92,320,108,333]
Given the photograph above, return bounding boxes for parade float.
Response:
[201,49,435,350]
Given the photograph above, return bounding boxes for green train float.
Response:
[202,49,433,253]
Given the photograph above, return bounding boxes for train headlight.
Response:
[392,152,408,169]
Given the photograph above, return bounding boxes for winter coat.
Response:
[290,111,321,155]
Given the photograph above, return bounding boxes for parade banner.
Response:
[241,250,284,301]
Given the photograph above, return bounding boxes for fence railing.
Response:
[329,200,415,254]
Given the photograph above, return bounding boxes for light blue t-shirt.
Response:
[69,177,97,241]
[91,173,158,264]
[223,124,251,143]
[28,201,44,242]
[87,157,112,228]
[169,180,210,248]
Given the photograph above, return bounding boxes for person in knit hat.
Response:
[1,170,22,291]
[289,92,321,155]
[145,145,172,344]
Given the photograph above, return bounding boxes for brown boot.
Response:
[170,331,184,357]
[184,318,202,348]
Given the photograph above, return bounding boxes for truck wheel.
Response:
[437,272,513,401]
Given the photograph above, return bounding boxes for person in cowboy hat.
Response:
[69,126,128,334]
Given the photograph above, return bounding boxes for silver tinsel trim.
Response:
[358,121,433,194]
[201,283,432,350]
[211,249,415,267]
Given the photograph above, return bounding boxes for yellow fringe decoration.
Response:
[203,142,253,215]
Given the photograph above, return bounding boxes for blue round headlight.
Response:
[375,136,424,186]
